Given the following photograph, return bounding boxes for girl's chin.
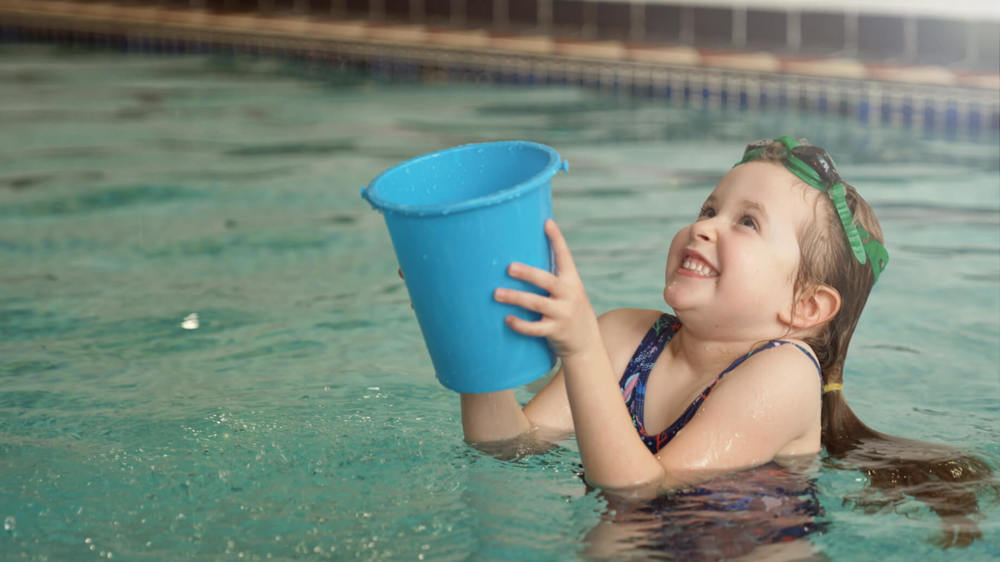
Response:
[663,281,702,311]
[662,284,680,308]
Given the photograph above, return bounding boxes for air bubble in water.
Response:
[181,313,200,330]
[3,516,13,531]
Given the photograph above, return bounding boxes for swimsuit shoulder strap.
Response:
[744,340,822,377]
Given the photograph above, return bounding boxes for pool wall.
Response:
[2,0,998,134]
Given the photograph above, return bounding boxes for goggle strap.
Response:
[736,147,766,167]
[859,224,888,283]
[784,156,824,188]
[775,135,801,149]
[829,183,868,265]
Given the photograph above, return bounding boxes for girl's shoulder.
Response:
[756,337,821,377]
[720,338,822,396]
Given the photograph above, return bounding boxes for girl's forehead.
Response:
[712,162,816,204]
[710,163,823,224]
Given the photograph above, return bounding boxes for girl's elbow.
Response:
[584,466,669,500]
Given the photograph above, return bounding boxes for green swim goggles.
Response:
[736,136,889,284]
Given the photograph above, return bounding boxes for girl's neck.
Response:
[668,319,775,377]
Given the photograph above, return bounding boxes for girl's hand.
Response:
[494,219,600,359]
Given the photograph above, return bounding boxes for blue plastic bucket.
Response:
[362,141,568,393]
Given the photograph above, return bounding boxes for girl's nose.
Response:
[691,218,717,242]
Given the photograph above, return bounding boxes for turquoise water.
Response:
[1,44,998,560]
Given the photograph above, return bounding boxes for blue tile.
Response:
[923,105,935,130]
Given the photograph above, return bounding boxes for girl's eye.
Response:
[698,206,716,219]
[739,216,759,230]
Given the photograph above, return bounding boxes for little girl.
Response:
[462,137,992,545]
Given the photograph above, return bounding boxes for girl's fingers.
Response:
[505,220,577,293]
[545,219,578,277]
[494,288,555,316]
[504,315,554,338]
[507,262,559,293]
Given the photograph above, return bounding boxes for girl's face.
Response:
[663,161,821,339]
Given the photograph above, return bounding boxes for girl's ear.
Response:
[779,284,842,330]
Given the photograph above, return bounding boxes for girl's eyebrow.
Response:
[740,199,768,220]
[704,195,768,222]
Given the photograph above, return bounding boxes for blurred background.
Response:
[2,0,998,133]
[7,0,997,66]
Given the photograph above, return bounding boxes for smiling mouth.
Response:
[680,256,719,277]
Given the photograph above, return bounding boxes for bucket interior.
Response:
[370,143,555,208]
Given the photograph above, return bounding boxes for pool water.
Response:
[1,44,998,560]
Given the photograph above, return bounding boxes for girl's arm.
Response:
[497,220,665,489]
[460,368,573,444]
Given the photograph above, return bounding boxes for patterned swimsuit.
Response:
[619,313,821,454]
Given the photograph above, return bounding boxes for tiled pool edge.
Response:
[2,0,998,135]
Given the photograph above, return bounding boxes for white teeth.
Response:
[682,258,717,277]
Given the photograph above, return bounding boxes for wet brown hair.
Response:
[754,141,996,548]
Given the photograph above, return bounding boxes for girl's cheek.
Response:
[665,228,689,269]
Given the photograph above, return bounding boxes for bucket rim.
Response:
[362,140,566,217]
